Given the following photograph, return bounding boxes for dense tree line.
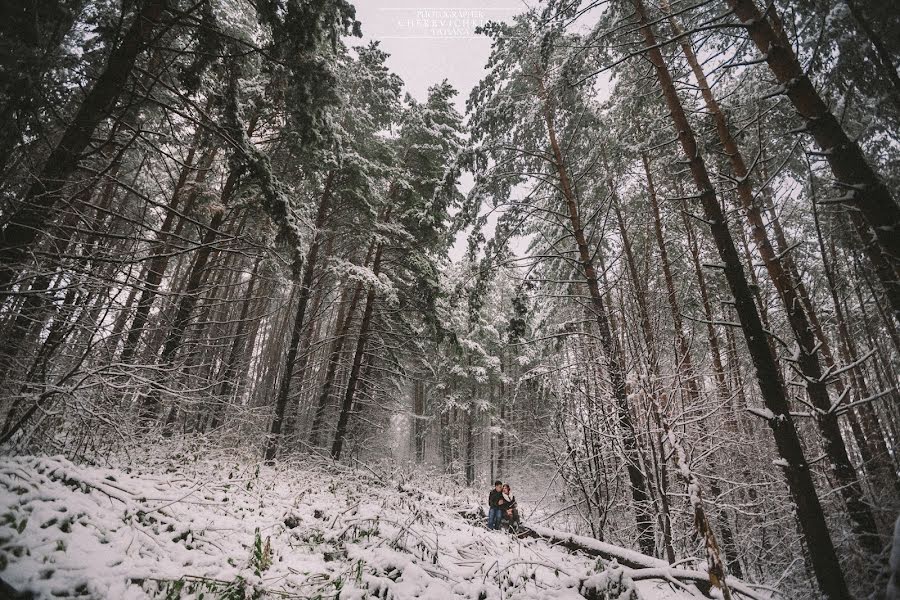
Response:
[0,1,897,599]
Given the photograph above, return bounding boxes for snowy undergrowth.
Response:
[1,446,723,599]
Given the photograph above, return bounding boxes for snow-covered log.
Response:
[455,508,766,599]
[521,525,765,600]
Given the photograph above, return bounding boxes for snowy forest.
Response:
[0,0,898,599]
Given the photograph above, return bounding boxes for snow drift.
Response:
[0,448,770,599]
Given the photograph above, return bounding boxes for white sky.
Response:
[353,1,523,111]
[351,1,528,262]
[351,3,610,265]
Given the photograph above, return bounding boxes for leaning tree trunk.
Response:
[139,193,231,429]
[0,0,168,293]
[642,154,742,578]
[118,145,218,363]
[263,171,335,463]
[723,0,900,322]
[630,1,850,597]
[308,242,375,447]
[664,4,882,557]
[330,241,385,460]
[760,158,885,477]
[612,195,677,563]
[206,257,262,432]
[282,252,331,443]
[0,1,84,176]
[0,149,128,386]
[812,189,900,492]
[538,77,655,556]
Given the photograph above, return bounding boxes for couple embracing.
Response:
[487,480,520,530]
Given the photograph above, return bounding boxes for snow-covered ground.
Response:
[0,446,767,599]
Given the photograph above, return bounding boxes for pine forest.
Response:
[0,1,898,599]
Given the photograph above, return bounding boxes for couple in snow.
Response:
[487,480,520,530]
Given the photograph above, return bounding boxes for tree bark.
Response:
[264,171,335,463]
[724,0,900,322]
[631,1,850,597]
[0,0,168,292]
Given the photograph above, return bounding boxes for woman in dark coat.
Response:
[501,484,520,529]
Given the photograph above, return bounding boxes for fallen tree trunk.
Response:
[522,524,767,599]
[455,508,766,600]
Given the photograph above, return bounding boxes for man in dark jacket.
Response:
[487,480,504,530]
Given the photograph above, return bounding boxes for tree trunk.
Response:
[643,153,743,577]
[140,202,228,428]
[724,0,900,322]
[497,353,507,478]
[263,171,335,463]
[308,243,375,447]
[414,379,426,463]
[282,255,330,442]
[631,1,850,596]
[814,198,900,491]
[0,156,124,385]
[207,257,262,432]
[539,77,655,556]
[330,241,384,460]
[612,194,677,563]
[464,403,476,486]
[0,0,168,292]
[119,146,218,363]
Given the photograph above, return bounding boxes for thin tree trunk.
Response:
[282,256,330,443]
[497,353,507,478]
[680,199,731,408]
[643,153,742,577]
[330,240,384,460]
[464,402,476,485]
[0,0,168,292]
[0,156,124,391]
[140,199,230,428]
[814,197,900,490]
[612,194,676,563]
[539,78,655,555]
[414,379,426,463]
[309,242,375,447]
[207,257,262,432]
[631,1,849,596]
[119,146,218,363]
[724,0,900,321]
[264,171,335,463]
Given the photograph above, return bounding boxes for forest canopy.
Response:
[0,1,898,599]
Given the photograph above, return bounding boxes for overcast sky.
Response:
[353,1,524,111]
[351,1,528,261]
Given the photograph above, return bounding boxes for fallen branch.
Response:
[458,507,769,600]
[521,524,768,600]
